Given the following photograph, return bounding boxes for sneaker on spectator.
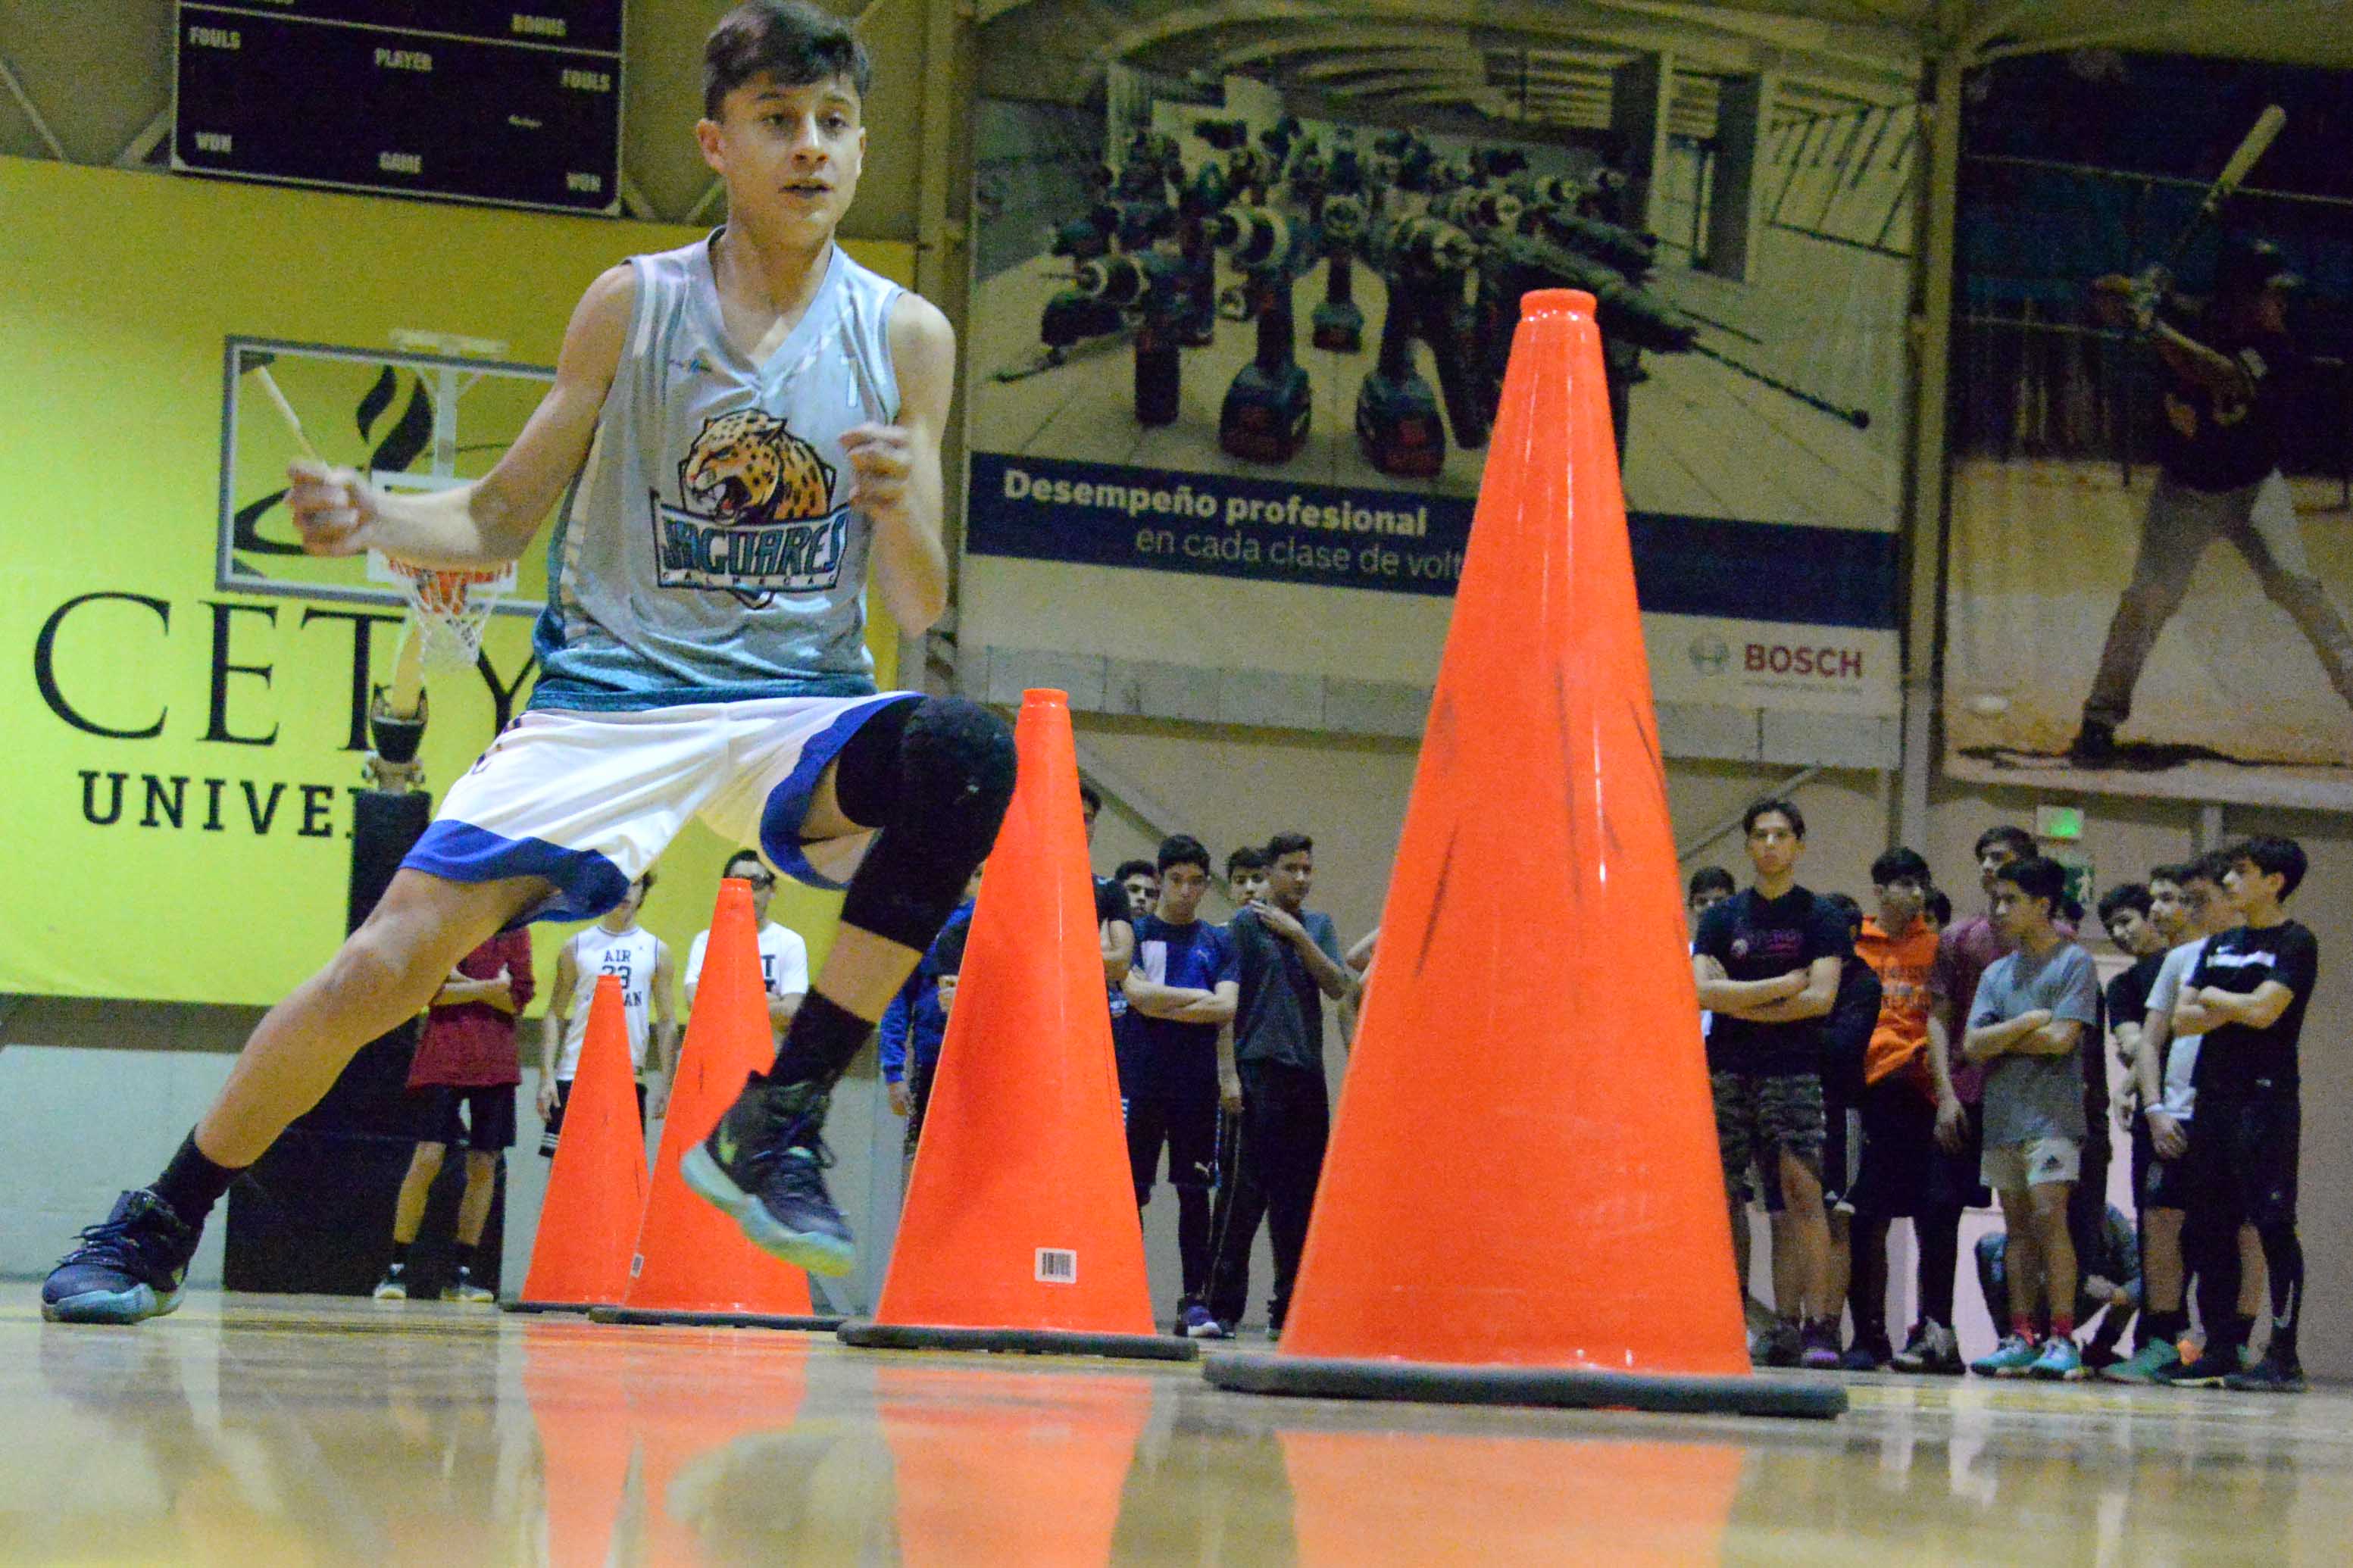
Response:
[1755,1320,1803,1368]
[1892,1320,1961,1375]
[2223,1353,2306,1394]
[2079,1340,2126,1375]
[445,1267,495,1305]
[1180,1304,1226,1339]
[2101,1341,2180,1383]
[2158,1346,2242,1388]
[1970,1334,2040,1377]
[371,1265,409,1302]
[1839,1336,1892,1373]
[2027,1337,2085,1381]
[1799,1320,1842,1370]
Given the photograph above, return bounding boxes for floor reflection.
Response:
[6,1295,2347,1566]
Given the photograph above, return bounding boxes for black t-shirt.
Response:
[2105,952,2164,1035]
[1095,875,1135,1023]
[1693,886,1851,1076]
[1820,959,1882,1102]
[2155,317,2295,492]
[2188,920,2319,1097]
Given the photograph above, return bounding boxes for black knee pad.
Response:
[837,696,1017,950]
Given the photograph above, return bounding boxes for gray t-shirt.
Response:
[1970,941,2099,1145]
[1230,907,1346,1073]
[2145,938,2209,1120]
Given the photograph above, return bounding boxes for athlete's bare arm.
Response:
[284,265,636,570]
[845,292,954,633]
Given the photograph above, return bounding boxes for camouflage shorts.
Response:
[1711,1070,1826,1202]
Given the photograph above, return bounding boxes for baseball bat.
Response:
[2160,104,2285,275]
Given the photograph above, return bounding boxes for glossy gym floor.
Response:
[7,1291,2343,1564]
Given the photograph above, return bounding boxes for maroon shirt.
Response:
[408,929,536,1089]
[1930,911,2073,1105]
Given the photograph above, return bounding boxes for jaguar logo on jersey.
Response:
[652,408,849,603]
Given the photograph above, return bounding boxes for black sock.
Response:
[388,1241,411,1272]
[1917,1209,1961,1329]
[769,992,878,1088]
[151,1132,245,1223]
[453,1242,476,1273]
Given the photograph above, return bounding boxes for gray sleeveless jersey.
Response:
[531,234,903,711]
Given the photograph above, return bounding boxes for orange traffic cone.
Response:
[508,975,647,1313]
[839,689,1189,1360]
[592,878,840,1331]
[1206,290,1840,1418]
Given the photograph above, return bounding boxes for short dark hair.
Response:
[2190,851,2235,887]
[932,918,969,976]
[1819,891,1864,933]
[1742,798,1804,839]
[2226,834,2307,898]
[1994,854,2066,908]
[2148,861,2198,889]
[633,870,659,895]
[1974,825,2035,861]
[1078,781,1103,814]
[1925,888,1953,926]
[1157,835,1211,876]
[1266,831,1314,862]
[1686,866,1735,902]
[1225,846,1269,877]
[723,848,767,880]
[2098,882,2151,923]
[705,1,871,118]
[1114,858,1158,885]
[1870,847,1931,888]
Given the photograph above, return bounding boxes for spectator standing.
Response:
[376,927,536,1303]
[1817,892,1884,1368]
[878,868,980,1182]
[1961,856,2100,1381]
[539,873,676,1154]
[686,851,810,1042]
[1205,832,1355,1337]
[1120,836,1240,1338]
[1692,801,1848,1370]
[2167,836,2317,1392]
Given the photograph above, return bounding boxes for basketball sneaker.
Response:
[1892,1320,1963,1375]
[2027,1337,2086,1381]
[1970,1334,2040,1377]
[2223,1353,2306,1394]
[1180,1304,1226,1339]
[1839,1335,1893,1372]
[1799,1320,1843,1370]
[2161,1345,2247,1388]
[2100,1339,2180,1383]
[683,1074,855,1276]
[41,1190,198,1325]
[372,1263,410,1301]
[445,1267,495,1305]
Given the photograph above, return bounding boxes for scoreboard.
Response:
[173,3,624,214]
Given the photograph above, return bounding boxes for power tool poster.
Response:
[1942,53,2353,809]
[961,4,1916,717]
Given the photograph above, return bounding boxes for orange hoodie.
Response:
[1855,915,1939,1094]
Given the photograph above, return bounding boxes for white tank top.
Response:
[559,924,664,1079]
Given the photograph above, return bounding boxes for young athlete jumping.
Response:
[42,0,1014,1323]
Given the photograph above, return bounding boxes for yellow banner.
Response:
[2,157,909,1004]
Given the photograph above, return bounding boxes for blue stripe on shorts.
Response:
[759,693,920,892]
[402,821,633,927]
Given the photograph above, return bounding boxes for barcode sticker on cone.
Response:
[1035,1248,1077,1284]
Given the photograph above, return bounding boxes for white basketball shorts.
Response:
[403,692,917,923]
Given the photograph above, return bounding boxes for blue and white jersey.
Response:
[532,233,904,711]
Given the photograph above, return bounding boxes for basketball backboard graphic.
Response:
[217,336,555,614]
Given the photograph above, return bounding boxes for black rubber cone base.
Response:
[1204,1353,1845,1420]
[499,1298,605,1316]
[839,1320,1199,1360]
[587,1305,846,1332]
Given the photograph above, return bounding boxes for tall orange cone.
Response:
[592,878,840,1331]
[1206,290,1840,1418]
[839,689,1191,1360]
[508,975,647,1313]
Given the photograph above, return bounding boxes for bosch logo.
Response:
[1745,643,1864,679]
[1688,635,1730,674]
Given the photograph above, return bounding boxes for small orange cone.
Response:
[509,975,647,1313]
[1206,290,1839,1417]
[593,878,840,1331]
[839,689,1190,1360]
